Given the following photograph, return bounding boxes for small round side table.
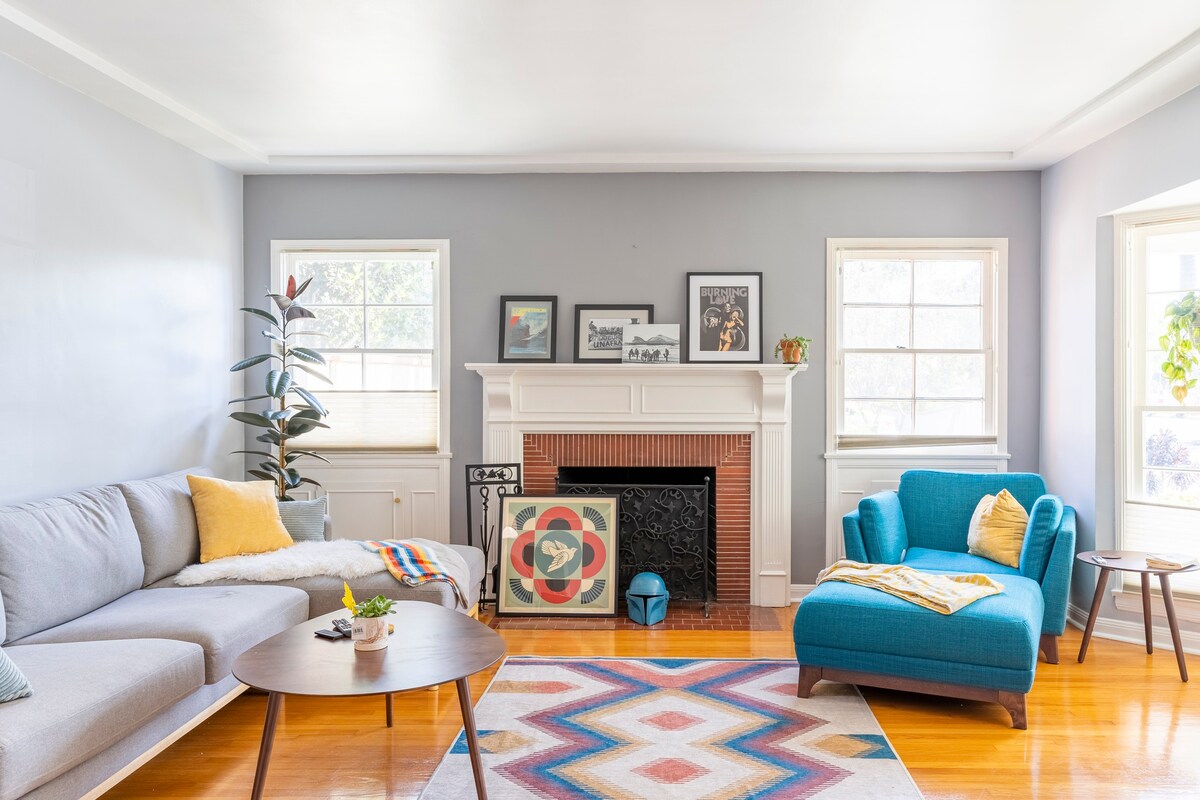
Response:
[1076,550,1199,682]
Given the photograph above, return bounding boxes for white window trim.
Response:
[1113,205,1200,605]
[824,237,1010,457]
[268,238,452,457]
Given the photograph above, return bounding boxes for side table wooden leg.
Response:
[455,677,489,800]
[251,692,283,800]
[385,693,393,728]
[1078,567,1111,663]
[1158,574,1189,682]
[1141,573,1154,653]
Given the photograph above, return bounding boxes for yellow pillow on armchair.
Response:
[186,475,294,563]
[967,489,1029,568]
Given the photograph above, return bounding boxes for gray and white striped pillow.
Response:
[0,649,31,703]
[278,497,327,543]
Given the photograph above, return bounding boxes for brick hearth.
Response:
[521,433,752,603]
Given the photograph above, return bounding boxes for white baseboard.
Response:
[1067,602,1200,656]
[790,583,815,604]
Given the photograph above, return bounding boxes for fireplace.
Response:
[468,363,800,607]
[556,466,716,607]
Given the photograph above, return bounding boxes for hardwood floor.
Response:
[102,614,1198,799]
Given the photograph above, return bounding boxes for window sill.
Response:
[1112,588,1200,624]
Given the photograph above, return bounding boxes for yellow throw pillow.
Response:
[967,489,1029,569]
[186,475,294,563]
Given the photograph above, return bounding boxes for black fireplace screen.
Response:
[557,467,715,610]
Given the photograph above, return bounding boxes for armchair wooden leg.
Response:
[1039,633,1059,664]
[997,691,1027,730]
[796,666,822,698]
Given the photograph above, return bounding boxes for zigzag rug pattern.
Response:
[423,657,922,799]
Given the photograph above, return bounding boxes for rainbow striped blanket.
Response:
[358,538,470,610]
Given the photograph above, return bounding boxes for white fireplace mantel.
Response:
[467,362,803,606]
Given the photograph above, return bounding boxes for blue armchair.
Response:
[842,470,1076,662]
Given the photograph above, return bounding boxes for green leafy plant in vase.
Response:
[774,334,812,368]
[229,275,331,500]
[342,583,396,651]
[1161,292,1200,403]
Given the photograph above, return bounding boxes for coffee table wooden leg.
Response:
[251,692,283,800]
[1141,573,1154,653]
[1078,567,1111,663]
[385,693,393,728]
[1158,573,1189,682]
[455,677,489,800]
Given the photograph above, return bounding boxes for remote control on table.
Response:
[331,618,352,636]
[314,629,342,640]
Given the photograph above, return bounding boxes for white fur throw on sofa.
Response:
[175,540,386,585]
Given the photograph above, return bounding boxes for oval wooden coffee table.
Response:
[233,602,506,799]
[1076,550,1199,681]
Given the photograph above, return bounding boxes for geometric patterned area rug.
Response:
[421,657,923,799]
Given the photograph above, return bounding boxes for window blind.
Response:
[296,391,439,452]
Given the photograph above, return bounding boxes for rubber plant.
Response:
[1161,292,1200,403]
[229,275,331,500]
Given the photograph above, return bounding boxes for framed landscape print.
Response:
[622,323,680,364]
[686,272,763,363]
[497,495,619,616]
[498,296,557,362]
[573,304,655,362]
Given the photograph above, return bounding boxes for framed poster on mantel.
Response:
[686,272,763,363]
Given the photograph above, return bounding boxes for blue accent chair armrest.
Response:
[852,491,908,564]
[1036,506,1076,636]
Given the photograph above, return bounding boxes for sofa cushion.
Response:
[15,586,308,683]
[148,544,487,616]
[901,546,1020,576]
[117,466,212,586]
[897,471,1047,553]
[794,574,1043,674]
[0,486,145,644]
[966,490,1029,568]
[0,639,204,800]
[1019,495,1065,583]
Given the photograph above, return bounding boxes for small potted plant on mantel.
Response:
[342,583,396,651]
[774,334,812,368]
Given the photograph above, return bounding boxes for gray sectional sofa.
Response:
[0,467,485,800]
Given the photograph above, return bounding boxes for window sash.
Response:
[277,247,443,451]
[833,246,999,449]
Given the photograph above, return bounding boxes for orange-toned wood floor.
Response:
[101,613,1198,799]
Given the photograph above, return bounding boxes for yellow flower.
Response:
[342,582,358,616]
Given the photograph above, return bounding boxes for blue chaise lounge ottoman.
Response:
[793,574,1045,729]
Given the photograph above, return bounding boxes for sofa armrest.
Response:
[842,509,868,562]
[323,514,334,542]
[855,491,909,564]
[1038,506,1076,636]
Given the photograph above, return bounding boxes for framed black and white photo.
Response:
[622,323,681,364]
[499,296,558,362]
[573,304,655,362]
[686,272,763,363]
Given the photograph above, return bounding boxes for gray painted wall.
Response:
[0,53,244,505]
[244,170,1041,582]
[1042,85,1200,624]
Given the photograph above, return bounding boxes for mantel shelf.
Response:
[467,362,806,376]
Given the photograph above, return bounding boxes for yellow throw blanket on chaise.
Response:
[816,559,1004,614]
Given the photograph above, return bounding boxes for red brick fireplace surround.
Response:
[521,433,752,603]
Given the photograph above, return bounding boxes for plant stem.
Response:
[277,312,287,500]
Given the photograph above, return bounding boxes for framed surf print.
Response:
[686,272,763,363]
[499,296,557,362]
[497,495,619,616]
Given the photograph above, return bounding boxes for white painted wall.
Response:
[1042,85,1200,623]
[0,52,243,504]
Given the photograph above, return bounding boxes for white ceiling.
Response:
[2,0,1199,173]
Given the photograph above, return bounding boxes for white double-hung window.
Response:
[271,240,450,452]
[1117,210,1200,596]
[828,238,1007,452]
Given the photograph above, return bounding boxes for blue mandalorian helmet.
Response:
[626,572,670,625]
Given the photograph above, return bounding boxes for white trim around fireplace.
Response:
[467,363,802,607]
